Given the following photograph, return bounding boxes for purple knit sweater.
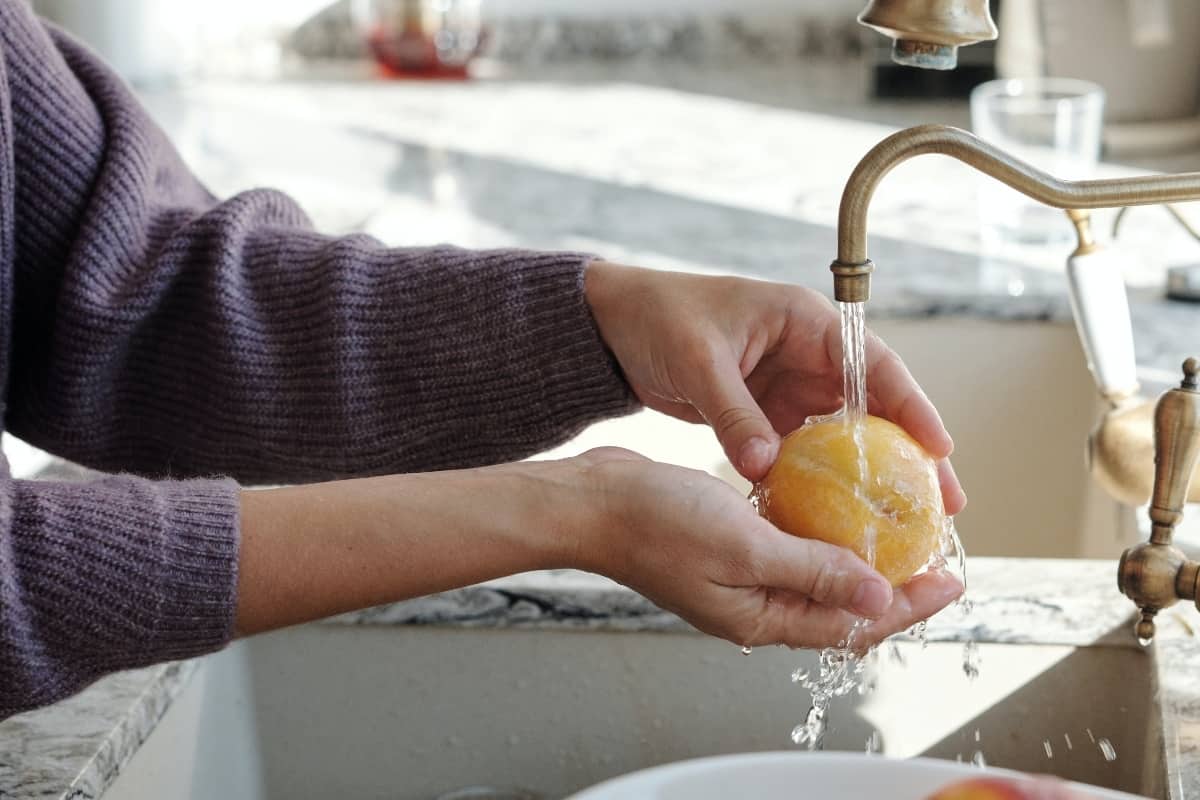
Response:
[0,1,637,718]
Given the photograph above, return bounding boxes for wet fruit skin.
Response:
[756,414,944,587]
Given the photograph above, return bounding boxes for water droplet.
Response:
[1099,738,1117,761]
[791,668,810,683]
[1043,739,1054,758]
[886,640,906,665]
[974,729,981,743]
[1086,728,1096,743]
[865,730,881,754]
[790,705,827,749]
[1064,733,1073,750]
[741,645,753,655]
[971,751,987,768]
[962,641,981,680]
[1138,636,1152,647]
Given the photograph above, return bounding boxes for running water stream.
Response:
[790,301,972,750]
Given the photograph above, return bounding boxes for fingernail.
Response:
[738,436,774,474]
[851,578,892,618]
[940,459,967,511]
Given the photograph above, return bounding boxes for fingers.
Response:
[864,334,954,460]
[751,569,963,650]
[939,459,967,516]
[754,532,893,618]
[856,570,964,647]
[688,349,780,482]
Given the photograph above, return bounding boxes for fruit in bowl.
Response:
[926,776,1082,799]
[755,414,946,586]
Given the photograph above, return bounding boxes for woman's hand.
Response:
[585,261,966,515]
[570,447,963,650]
[236,448,961,649]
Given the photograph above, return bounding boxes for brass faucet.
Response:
[858,0,997,70]
[1118,359,1200,641]
[827,123,1200,640]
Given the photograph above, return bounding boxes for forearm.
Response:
[235,460,585,635]
[2,7,638,482]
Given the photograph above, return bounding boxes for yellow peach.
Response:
[756,414,944,587]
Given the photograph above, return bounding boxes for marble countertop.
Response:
[136,77,1199,385]
[4,69,1200,798]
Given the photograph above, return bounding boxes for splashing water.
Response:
[1098,738,1117,761]
[971,751,987,768]
[865,730,881,754]
[786,302,982,752]
[909,619,929,649]
[961,641,981,681]
[790,621,870,749]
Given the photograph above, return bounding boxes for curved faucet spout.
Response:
[831,124,1200,302]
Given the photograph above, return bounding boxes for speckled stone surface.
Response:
[0,662,194,800]
[139,79,1198,384]
[4,69,1200,799]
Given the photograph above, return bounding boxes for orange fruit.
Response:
[925,777,1054,799]
[755,414,944,587]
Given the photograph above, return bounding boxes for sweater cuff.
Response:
[146,478,242,659]
[3,476,240,714]
[505,251,641,442]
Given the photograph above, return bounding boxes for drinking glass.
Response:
[970,78,1105,291]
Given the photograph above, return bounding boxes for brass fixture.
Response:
[829,124,1200,303]
[1113,203,1200,244]
[1118,359,1200,641]
[829,123,1200,640]
[858,0,998,70]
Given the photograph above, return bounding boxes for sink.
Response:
[105,623,1167,800]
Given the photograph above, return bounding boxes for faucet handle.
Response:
[1119,358,1200,641]
[1064,210,1140,403]
[1148,358,1200,539]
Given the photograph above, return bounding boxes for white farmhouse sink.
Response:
[105,624,1165,800]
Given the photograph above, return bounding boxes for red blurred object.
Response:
[367,25,468,79]
[361,0,485,80]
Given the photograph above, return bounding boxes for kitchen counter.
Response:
[2,71,1199,798]
[138,77,1198,385]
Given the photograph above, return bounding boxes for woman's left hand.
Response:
[585,260,967,515]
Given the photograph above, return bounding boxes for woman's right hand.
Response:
[567,447,964,651]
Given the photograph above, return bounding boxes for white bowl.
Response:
[566,752,1146,800]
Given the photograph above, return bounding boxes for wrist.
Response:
[582,259,626,350]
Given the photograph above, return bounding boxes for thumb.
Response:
[690,354,779,481]
[757,530,894,618]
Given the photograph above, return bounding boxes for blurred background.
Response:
[13,0,1200,559]
[29,0,1200,166]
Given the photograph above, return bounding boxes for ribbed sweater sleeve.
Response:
[0,1,637,717]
